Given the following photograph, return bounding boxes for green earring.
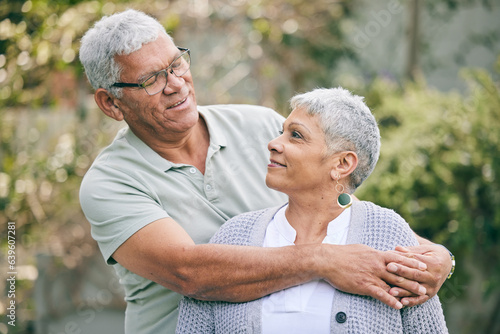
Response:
[335,178,352,209]
[337,193,352,208]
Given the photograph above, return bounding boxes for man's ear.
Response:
[94,88,124,121]
[330,151,358,180]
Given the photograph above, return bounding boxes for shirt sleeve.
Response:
[79,164,169,264]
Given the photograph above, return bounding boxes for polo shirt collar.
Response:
[123,106,227,172]
[198,106,227,149]
[124,128,175,171]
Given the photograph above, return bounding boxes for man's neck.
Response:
[133,116,210,174]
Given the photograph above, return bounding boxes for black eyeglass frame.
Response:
[111,47,190,95]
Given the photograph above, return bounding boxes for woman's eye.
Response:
[291,131,302,139]
[278,130,284,135]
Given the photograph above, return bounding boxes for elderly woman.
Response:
[175,87,448,333]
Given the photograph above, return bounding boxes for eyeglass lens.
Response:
[144,52,190,95]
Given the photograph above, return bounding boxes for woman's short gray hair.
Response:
[290,87,381,192]
[79,9,171,97]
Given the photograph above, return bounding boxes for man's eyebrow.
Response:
[137,71,157,83]
[138,50,183,82]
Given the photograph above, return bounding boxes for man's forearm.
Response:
[150,243,322,302]
[150,243,426,309]
[112,219,427,309]
[112,218,325,302]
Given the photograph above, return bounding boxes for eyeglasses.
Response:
[111,47,191,96]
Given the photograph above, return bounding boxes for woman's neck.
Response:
[285,193,345,245]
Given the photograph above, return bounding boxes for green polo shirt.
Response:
[79,104,287,333]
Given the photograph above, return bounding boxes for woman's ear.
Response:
[330,169,340,182]
[94,88,124,121]
[330,151,358,180]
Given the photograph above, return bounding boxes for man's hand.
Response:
[321,244,428,310]
[387,244,452,307]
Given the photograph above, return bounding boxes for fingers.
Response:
[387,262,432,283]
[367,285,403,310]
[394,245,410,253]
[383,269,427,296]
[400,294,430,307]
[385,247,427,270]
[387,258,444,300]
[386,253,427,271]
[321,245,436,310]
[403,244,436,255]
[389,287,416,298]
[389,285,430,307]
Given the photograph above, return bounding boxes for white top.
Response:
[261,205,351,334]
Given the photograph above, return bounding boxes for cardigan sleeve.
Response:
[360,202,449,333]
[387,208,449,333]
[401,296,448,333]
[176,297,215,334]
[358,201,419,250]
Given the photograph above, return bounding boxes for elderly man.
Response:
[79,9,453,333]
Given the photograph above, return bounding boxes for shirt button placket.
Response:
[204,183,216,201]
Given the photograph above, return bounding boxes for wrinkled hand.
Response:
[322,244,428,310]
[387,244,452,307]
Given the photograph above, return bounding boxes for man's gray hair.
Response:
[79,9,170,97]
[290,87,381,192]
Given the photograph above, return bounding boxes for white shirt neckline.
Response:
[261,204,352,334]
[265,204,351,246]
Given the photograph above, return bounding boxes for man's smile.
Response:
[167,97,187,109]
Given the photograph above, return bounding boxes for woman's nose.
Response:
[268,134,284,153]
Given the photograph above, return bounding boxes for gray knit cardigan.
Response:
[176,201,448,334]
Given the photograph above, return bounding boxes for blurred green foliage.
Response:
[0,0,358,109]
[357,68,500,291]
[0,0,101,107]
[355,67,500,332]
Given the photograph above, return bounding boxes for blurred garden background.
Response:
[1,0,499,333]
